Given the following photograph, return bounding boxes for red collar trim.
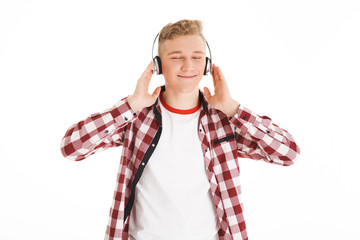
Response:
[159,91,200,115]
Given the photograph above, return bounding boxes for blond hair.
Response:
[158,19,205,56]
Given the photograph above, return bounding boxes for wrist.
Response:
[223,99,240,117]
[127,95,142,112]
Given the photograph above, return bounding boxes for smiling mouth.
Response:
[177,75,197,78]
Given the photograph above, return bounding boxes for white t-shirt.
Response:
[129,92,220,240]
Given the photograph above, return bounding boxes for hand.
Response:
[127,61,161,112]
[201,64,240,117]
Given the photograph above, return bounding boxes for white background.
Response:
[1,0,359,239]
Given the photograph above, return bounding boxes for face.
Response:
[160,35,206,94]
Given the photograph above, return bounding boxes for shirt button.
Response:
[152,144,155,147]
[124,117,128,121]
[141,162,145,166]
[104,130,109,133]
[199,129,202,132]
[205,149,208,152]
[266,130,270,134]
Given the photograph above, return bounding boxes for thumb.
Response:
[152,86,161,99]
[203,87,211,99]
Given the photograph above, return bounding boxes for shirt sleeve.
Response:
[60,97,137,161]
[229,104,300,166]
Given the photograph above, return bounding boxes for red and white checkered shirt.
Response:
[61,86,300,240]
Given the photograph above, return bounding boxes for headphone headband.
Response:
[151,33,160,61]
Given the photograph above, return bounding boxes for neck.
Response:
[162,86,200,110]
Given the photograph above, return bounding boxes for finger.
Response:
[145,61,154,76]
[214,65,221,81]
[215,67,230,97]
[216,66,225,82]
[203,87,212,99]
[135,62,153,94]
[213,66,224,94]
[149,61,154,73]
[140,62,154,85]
[211,64,218,86]
[148,60,154,69]
[214,65,227,87]
[211,64,216,77]
[214,66,227,94]
[217,67,229,92]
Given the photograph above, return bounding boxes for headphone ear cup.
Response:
[153,56,162,75]
[204,57,212,75]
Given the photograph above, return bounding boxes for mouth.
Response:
[177,75,197,79]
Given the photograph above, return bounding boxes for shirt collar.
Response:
[152,85,209,122]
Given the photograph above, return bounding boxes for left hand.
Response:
[202,64,240,117]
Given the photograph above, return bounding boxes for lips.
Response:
[177,75,197,78]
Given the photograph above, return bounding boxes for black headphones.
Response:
[152,33,213,75]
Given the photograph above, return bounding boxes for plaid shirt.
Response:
[61,86,300,240]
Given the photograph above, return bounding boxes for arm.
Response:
[229,105,300,166]
[60,98,136,161]
[202,64,300,166]
[60,61,161,161]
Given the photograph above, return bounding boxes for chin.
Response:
[164,75,201,92]
[178,83,201,93]
[165,82,198,93]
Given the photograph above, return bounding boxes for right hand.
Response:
[127,61,161,112]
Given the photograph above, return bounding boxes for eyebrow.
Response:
[167,50,205,55]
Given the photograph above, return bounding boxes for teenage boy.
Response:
[61,19,300,240]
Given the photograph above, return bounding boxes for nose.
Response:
[181,58,194,72]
